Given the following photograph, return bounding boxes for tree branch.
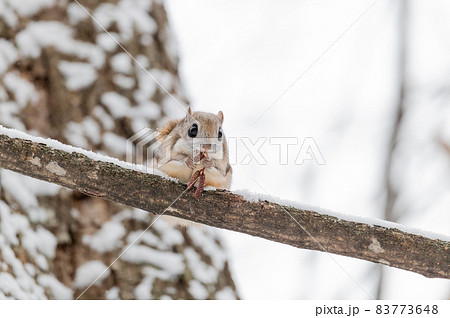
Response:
[0,130,448,279]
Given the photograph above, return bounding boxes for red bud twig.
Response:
[187,169,201,190]
[194,171,206,199]
[187,152,208,198]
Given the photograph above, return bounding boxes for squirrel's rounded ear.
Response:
[184,107,193,121]
[217,111,224,123]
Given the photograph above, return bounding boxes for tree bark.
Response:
[0,0,238,299]
[1,131,448,279]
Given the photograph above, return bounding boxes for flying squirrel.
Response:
[154,107,232,192]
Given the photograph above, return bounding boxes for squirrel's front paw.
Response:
[202,158,213,169]
[185,157,195,169]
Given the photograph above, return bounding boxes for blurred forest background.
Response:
[0,0,449,299]
[165,0,450,299]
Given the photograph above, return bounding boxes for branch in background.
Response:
[378,0,409,299]
[0,130,448,279]
[439,138,450,156]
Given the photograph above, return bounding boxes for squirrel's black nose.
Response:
[202,144,212,150]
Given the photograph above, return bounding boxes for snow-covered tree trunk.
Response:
[0,0,238,299]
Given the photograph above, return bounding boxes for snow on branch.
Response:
[0,126,448,279]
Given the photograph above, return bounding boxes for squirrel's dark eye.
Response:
[218,128,223,140]
[188,124,198,138]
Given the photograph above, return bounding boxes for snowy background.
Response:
[165,0,450,299]
[0,0,448,300]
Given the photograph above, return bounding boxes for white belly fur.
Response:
[203,166,231,189]
[159,160,192,183]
